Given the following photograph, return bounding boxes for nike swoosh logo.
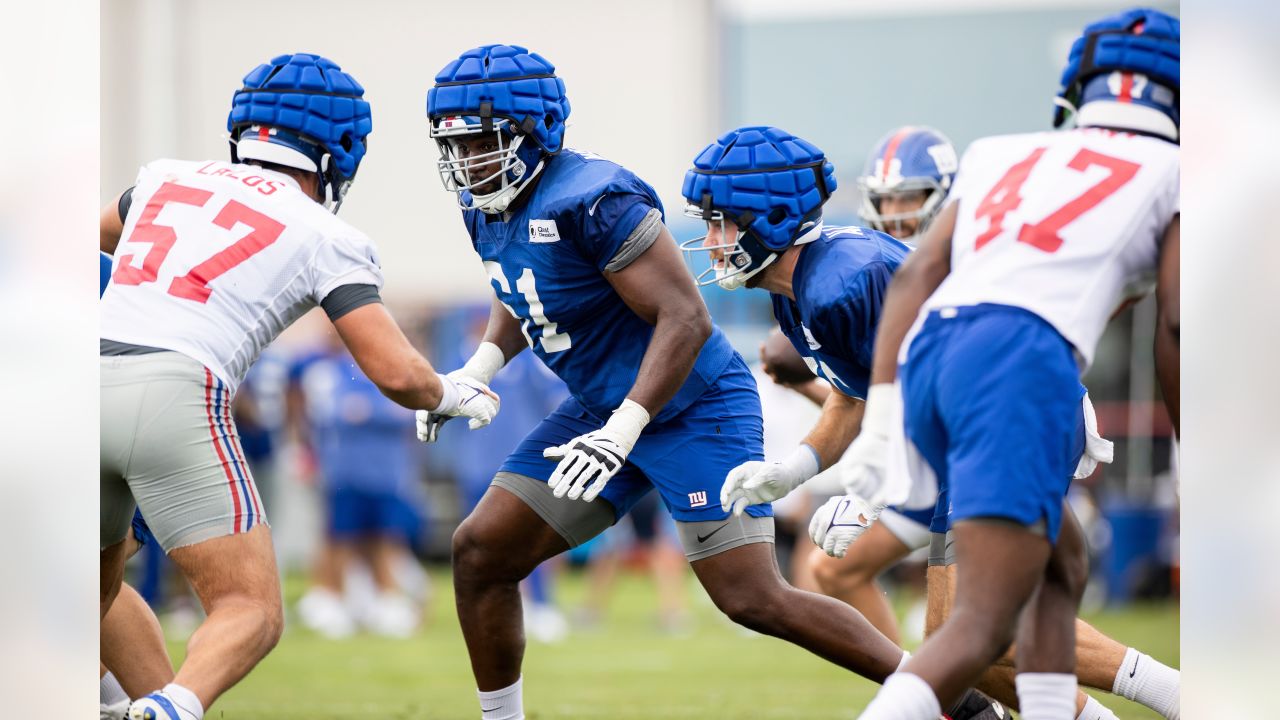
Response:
[481,706,501,713]
[1129,655,1140,678]
[696,523,729,543]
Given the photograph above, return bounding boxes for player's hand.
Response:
[415,370,480,442]
[808,383,899,504]
[416,373,500,442]
[720,445,820,516]
[808,494,884,558]
[544,399,649,502]
[416,343,507,443]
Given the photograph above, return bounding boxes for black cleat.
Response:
[947,689,1008,720]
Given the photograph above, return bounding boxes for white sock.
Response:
[1017,673,1077,720]
[896,650,911,671]
[858,672,940,720]
[477,676,524,720]
[1112,647,1180,720]
[101,671,129,705]
[161,683,204,720]
[1077,694,1120,720]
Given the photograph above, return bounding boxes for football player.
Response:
[421,44,975,720]
[689,125,1175,720]
[100,53,498,720]
[826,9,1181,720]
[802,126,959,644]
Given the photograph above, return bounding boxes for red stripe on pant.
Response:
[221,385,263,520]
[205,367,244,532]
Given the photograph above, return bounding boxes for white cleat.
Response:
[126,693,185,720]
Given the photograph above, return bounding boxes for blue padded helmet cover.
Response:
[682,126,836,252]
[1055,7,1179,126]
[427,44,571,154]
[227,53,372,180]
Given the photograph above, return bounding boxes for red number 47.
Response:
[113,181,285,303]
[973,147,1141,253]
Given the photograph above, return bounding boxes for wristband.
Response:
[784,444,821,482]
[461,342,506,384]
[429,374,460,414]
[603,398,650,454]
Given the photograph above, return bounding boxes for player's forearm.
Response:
[333,304,446,410]
[793,379,832,407]
[801,390,866,469]
[482,295,530,363]
[362,350,446,410]
[626,304,712,417]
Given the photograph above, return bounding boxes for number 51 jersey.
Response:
[923,128,1178,370]
[101,159,384,393]
[461,149,736,425]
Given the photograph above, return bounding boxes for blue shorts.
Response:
[901,304,1084,543]
[326,484,422,542]
[501,355,770,523]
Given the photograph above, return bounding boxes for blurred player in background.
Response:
[421,44,957,720]
[833,9,1182,720]
[100,53,498,720]
[293,333,428,639]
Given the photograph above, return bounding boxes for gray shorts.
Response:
[494,472,774,561]
[101,352,267,552]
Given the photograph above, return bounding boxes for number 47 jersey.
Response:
[101,159,384,393]
[923,128,1178,371]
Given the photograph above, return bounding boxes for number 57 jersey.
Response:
[101,159,384,393]
[923,128,1178,370]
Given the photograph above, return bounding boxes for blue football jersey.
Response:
[771,225,910,399]
[461,149,735,424]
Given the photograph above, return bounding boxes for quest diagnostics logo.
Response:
[529,219,560,243]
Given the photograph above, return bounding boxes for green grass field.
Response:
[173,569,1178,719]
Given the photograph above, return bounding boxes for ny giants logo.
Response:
[688,491,708,508]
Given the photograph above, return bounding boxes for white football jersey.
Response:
[922,128,1179,370]
[101,159,383,392]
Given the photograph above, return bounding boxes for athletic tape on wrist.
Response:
[462,341,506,385]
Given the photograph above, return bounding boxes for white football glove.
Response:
[809,494,884,558]
[808,383,901,505]
[416,342,505,443]
[1072,391,1114,479]
[721,445,820,516]
[415,372,500,442]
[544,399,649,502]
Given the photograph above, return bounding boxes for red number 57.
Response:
[973,147,1141,253]
[113,181,285,303]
